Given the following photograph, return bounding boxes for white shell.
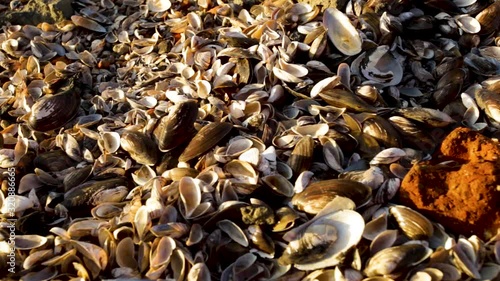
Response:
[323,8,362,56]
[286,209,365,270]
[147,0,171,12]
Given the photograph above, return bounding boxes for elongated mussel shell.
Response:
[319,89,377,113]
[179,122,233,162]
[287,136,314,176]
[292,179,372,214]
[121,131,159,166]
[323,8,362,56]
[28,79,81,132]
[153,100,198,151]
[62,177,127,209]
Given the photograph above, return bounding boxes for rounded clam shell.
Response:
[281,209,365,270]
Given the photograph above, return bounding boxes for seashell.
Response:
[63,165,93,192]
[71,15,106,33]
[21,266,58,281]
[292,124,329,138]
[319,89,377,113]
[292,179,372,214]
[454,15,481,34]
[364,242,433,277]
[390,205,434,240]
[15,235,48,250]
[28,79,81,132]
[153,100,198,152]
[116,237,137,269]
[356,45,403,87]
[68,219,107,239]
[120,131,159,166]
[150,236,176,269]
[363,116,402,148]
[323,8,362,56]
[187,263,211,281]
[179,122,233,162]
[62,177,127,209]
[186,224,204,246]
[273,206,299,232]
[147,0,171,12]
[396,108,455,128]
[217,219,249,247]
[451,238,481,278]
[23,249,54,270]
[261,174,295,197]
[475,89,500,123]
[370,148,406,165]
[287,136,314,176]
[247,224,275,257]
[475,1,500,35]
[278,209,365,270]
[91,203,123,219]
[432,69,466,109]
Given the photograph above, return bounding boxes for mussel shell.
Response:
[120,131,159,166]
[28,80,81,132]
[292,179,372,214]
[287,136,314,176]
[432,69,466,109]
[153,100,198,151]
[362,116,402,148]
[179,122,233,162]
[319,89,377,113]
[62,177,128,209]
[34,150,76,172]
[63,165,93,192]
[475,1,500,35]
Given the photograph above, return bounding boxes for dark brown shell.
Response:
[179,122,233,162]
[291,179,372,214]
[62,177,127,209]
[120,131,159,166]
[319,89,377,113]
[153,100,198,151]
[28,81,81,132]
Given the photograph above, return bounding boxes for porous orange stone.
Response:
[398,127,500,240]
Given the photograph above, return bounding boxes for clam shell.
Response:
[179,122,233,162]
[390,205,434,240]
[279,209,365,270]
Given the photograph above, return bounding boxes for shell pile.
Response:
[0,0,499,280]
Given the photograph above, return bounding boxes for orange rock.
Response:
[398,127,500,240]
